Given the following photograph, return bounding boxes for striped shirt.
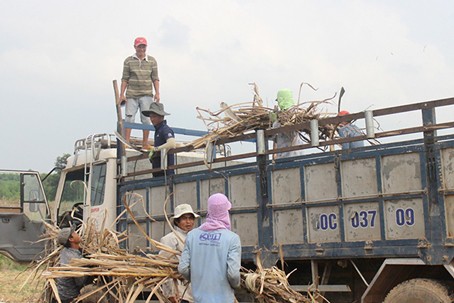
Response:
[122,54,159,98]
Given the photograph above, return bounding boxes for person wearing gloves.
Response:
[272,89,305,159]
[178,193,241,303]
[337,110,365,149]
[56,226,86,303]
[159,204,199,303]
[142,102,176,177]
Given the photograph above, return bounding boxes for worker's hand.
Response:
[269,111,277,123]
[119,94,126,106]
[148,147,158,159]
[154,92,160,103]
[168,297,178,303]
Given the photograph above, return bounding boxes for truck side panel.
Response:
[118,140,454,266]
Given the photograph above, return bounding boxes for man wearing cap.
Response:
[159,204,199,303]
[142,102,176,177]
[56,226,86,303]
[178,193,241,303]
[337,110,365,149]
[120,36,160,150]
[272,89,305,159]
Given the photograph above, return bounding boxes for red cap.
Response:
[338,110,350,116]
[134,37,147,47]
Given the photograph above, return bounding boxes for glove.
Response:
[148,147,158,159]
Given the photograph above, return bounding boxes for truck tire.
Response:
[383,278,453,303]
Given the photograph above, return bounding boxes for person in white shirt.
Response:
[160,204,199,303]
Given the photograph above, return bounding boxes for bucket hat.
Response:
[172,204,200,219]
[142,102,170,117]
[57,225,76,245]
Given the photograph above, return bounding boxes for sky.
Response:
[0,0,453,172]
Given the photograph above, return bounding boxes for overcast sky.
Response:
[1,0,453,172]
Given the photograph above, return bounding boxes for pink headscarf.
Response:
[199,193,232,231]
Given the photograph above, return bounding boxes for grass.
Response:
[0,255,44,303]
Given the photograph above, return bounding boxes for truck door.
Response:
[0,170,50,262]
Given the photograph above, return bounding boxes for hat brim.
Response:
[172,212,200,219]
[142,109,170,117]
[57,225,76,245]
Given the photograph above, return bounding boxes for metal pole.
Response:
[256,129,265,155]
[310,120,319,146]
[365,110,375,138]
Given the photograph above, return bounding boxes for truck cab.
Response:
[54,134,119,230]
[0,169,50,262]
[52,132,230,231]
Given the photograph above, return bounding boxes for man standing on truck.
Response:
[159,204,199,303]
[142,102,176,177]
[56,226,86,303]
[178,193,241,303]
[120,36,160,150]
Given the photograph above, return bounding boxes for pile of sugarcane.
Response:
[37,221,182,303]
[242,267,312,303]
[192,93,338,150]
[28,193,322,303]
[241,251,326,303]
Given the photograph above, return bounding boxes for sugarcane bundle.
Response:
[193,94,338,150]
[242,266,311,303]
[43,249,181,303]
[34,194,183,303]
[241,251,327,303]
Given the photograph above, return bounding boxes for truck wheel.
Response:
[384,278,453,303]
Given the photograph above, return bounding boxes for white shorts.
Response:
[125,96,153,125]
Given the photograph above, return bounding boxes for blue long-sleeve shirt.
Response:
[338,123,365,149]
[178,228,241,303]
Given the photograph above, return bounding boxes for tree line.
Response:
[0,154,70,203]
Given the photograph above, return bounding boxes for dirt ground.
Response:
[0,267,44,303]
